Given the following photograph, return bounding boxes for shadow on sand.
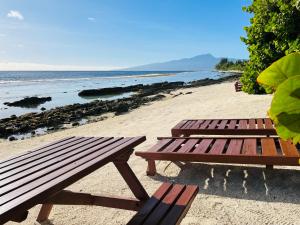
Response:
[150,162,300,204]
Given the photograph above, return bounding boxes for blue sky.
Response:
[0,0,252,70]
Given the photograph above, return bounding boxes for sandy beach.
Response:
[2,81,300,225]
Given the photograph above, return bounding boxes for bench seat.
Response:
[127,183,198,225]
[136,137,300,176]
[171,118,276,137]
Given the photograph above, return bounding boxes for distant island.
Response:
[125,53,245,72]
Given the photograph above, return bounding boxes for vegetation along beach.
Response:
[0,0,300,225]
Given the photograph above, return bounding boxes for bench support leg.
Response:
[114,161,149,202]
[266,165,273,170]
[36,204,53,223]
[146,160,156,176]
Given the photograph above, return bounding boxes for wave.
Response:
[0,73,176,85]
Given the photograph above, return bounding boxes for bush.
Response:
[240,0,300,94]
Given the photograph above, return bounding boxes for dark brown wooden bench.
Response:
[127,183,198,225]
[171,118,276,137]
[0,136,149,224]
[136,137,300,176]
[234,81,242,92]
[0,136,197,225]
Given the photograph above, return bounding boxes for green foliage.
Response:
[257,52,300,90]
[215,58,247,71]
[257,53,300,143]
[241,0,300,94]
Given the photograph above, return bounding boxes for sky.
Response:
[0,0,252,70]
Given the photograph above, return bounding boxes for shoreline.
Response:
[0,74,240,141]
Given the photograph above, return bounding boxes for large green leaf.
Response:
[269,76,300,143]
[257,52,300,90]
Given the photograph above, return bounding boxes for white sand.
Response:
[2,81,300,225]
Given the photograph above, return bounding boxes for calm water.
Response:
[0,70,228,119]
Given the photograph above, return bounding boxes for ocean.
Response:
[0,70,228,119]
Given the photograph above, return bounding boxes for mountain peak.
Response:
[125,54,220,71]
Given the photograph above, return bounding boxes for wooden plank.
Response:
[238,120,248,129]
[0,137,79,169]
[185,121,197,129]
[242,139,257,155]
[217,120,228,129]
[261,138,278,156]
[160,185,198,225]
[172,120,188,130]
[264,118,274,129]
[207,139,227,154]
[0,137,99,178]
[0,138,132,206]
[163,139,186,153]
[0,138,116,194]
[226,139,243,155]
[227,119,237,129]
[190,120,204,129]
[257,118,264,129]
[248,119,256,129]
[176,139,199,153]
[127,183,172,225]
[0,137,145,222]
[142,184,185,225]
[192,139,213,154]
[208,120,219,129]
[181,121,194,129]
[148,139,173,152]
[279,139,299,157]
[199,120,211,129]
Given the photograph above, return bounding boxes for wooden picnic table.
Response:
[0,136,148,224]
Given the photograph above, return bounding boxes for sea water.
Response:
[0,70,228,119]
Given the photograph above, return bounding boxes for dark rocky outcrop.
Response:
[78,82,184,97]
[4,97,52,108]
[0,74,240,139]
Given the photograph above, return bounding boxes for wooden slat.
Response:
[208,120,219,129]
[192,139,213,153]
[248,119,256,129]
[261,138,278,156]
[181,121,194,129]
[163,139,186,153]
[217,120,228,129]
[0,137,79,169]
[279,139,299,157]
[176,139,199,153]
[172,120,188,130]
[148,139,173,153]
[190,120,203,129]
[0,137,98,179]
[238,120,247,129]
[0,138,132,206]
[126,183,172,225]
[142,184,185,225]
[227,119,237,129]
[185,121,197,129]
[226,139,243,155]
[199,120,211,129]
[264,118,273,129]
[207,139,227,154]
[160,185,198,225]
[242,139,257,155]
[0,137,145,219]
[0,137,95,173]
[0,138,116,194]
[256,118,264,129]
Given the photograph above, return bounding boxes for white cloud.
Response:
[7,10,24,20]
[0,61,121,71]
[88,17,96,22]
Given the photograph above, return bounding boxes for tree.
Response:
[240,0,300,94]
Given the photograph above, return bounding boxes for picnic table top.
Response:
[0,136,146,224]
